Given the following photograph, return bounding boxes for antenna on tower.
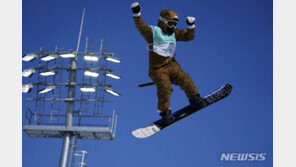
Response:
[76,8,86,54]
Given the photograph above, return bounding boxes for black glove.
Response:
[186,16,196,29]
[186,16,195,25]
[131,2,141,17]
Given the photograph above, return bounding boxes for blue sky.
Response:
[22,0,273,167]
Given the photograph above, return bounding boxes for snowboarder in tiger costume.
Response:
[131,2,206,124]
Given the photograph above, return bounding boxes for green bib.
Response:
[150,26,176,57]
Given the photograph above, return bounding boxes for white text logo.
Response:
[220,153,266,161]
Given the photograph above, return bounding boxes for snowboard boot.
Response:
[189,94,207,108]
[159,109,173,125]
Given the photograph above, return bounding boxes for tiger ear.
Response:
[167,10,179,20]
[165,10,171,17]
[160,9,169,18]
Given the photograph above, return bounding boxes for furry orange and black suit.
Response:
[131,2,205,122]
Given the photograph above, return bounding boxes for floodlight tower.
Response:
[22,8,121,167]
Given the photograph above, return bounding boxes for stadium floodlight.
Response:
[38,86,55,94]
[104,86,120,96]
[84,71,99,77]
[60,53,76,58]
[105,56,121,63]
[22,84,33,93]
[22,68,35,77]
[84,55,99,62]
[22,53,37,62]
[40,70,56,77]
[80,87,96,92]
[105,71,121,79]
[41,54,58,61]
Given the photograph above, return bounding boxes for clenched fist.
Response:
[131,2,141,17]
[186,16,196,29]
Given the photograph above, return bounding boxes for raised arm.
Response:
[175,16,196,41]
[131,2,153,43]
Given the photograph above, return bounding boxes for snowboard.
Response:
[132,84,233,138]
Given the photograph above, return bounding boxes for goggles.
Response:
[159,16,178,28]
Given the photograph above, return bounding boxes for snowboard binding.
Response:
[159,109,173,125]
[189,94,207,108]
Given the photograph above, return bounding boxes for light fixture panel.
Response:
[38,86,55,94]
[105,56,121,63]
[105,71,121,79]
[84,71,99,77]
[80,87,96,92]
[22,68,35,77]
[22,84,33,93]
[41,54,58,61]
[104,86,121,96]
[22,53,37,62]
[60,53,76,58]
[84,55,99,62]
[40,71,56,77]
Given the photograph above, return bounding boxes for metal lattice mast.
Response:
[59,8,85,167]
